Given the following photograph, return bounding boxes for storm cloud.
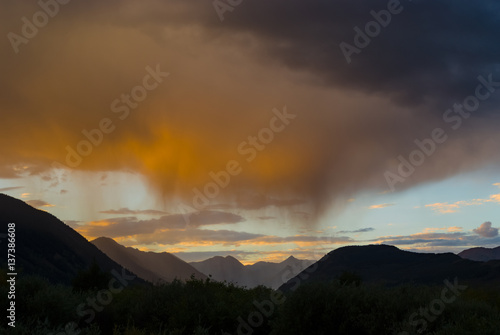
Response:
[1,0,500,221]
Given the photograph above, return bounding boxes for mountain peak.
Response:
[92,237,205,283]
[279,244,500,291]
[0,194,141,285]
[280,255,299,265]
[91,236,117,244]
[458,245,500,262]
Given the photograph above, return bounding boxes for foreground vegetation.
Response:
[1,267,500,335]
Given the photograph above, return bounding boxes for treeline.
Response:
[1,266,500,335]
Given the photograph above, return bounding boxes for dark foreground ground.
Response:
[1,267,500,335]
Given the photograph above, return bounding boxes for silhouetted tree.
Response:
[71,258,111,292]
[338,270,362,286]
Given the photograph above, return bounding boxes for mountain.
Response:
[279,244,500,291]
[92,237,206,283]
[458,246,500,262]
[190,256,245,284]
[0,194,141,285]
[245,256,315,289]
[190,255,314,289]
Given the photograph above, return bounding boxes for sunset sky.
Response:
[1,0,499,264]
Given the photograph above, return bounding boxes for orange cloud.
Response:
[426,192,500,214]
[485,193,500,203]
[425,199,483,214]
[422,227,463,233]
[369,203,395,209]
[26,200,55,208]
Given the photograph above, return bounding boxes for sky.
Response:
[0,0,499,264]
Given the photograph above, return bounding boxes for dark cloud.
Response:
[339,227,375,234]
[131,229,264,246]
[1,0,500,223]
[100,208,169,216]
[255,235,352,244]
[473,221,498,238]
[207,194,306,211]
[257,216,276,221]
[76,211,245,238]
[374,231,467,242]
[211,0,500,108]
[235,193,306,210]
[372,229,500,248]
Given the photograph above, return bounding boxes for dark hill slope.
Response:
[0,194,140,285]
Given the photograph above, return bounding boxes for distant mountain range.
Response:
[2,193,500,291]
[458,246,500,262]
[190,255,314,289]
[280,245,500,291]
[0,193,312,288]
[0,194,141,285]
[92,237,206,283]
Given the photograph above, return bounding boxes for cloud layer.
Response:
[1,0,500,220]
[473,222,498,238]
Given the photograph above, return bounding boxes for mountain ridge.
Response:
[0,193,141,285]
[458,246,500,262]
[190,254,314,289]
[91,236,206,283]
[279,244,500,291]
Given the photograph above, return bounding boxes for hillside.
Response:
[92,237,206,283]
[280,244,500,291]
[458,246,500,262]
[0,194,140,285]
[190,255,313,289]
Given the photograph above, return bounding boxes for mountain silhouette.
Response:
[190,255,245,284]
[279,244,500,291]
[458,246,500,262]
[0,194,140,285]
[190,255,313,289]
[92,237,206,283]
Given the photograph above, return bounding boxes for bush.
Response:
[6,272,500,335]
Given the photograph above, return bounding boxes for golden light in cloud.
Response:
[88,220,114,227]
[422,227,462,233]
[76,221,116,240]
[369,203,394,209]
[25,200,55,209]
[486,194,500,203]
[2,0,500,271]
[425,202,460,214]
[425,194,498,214]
